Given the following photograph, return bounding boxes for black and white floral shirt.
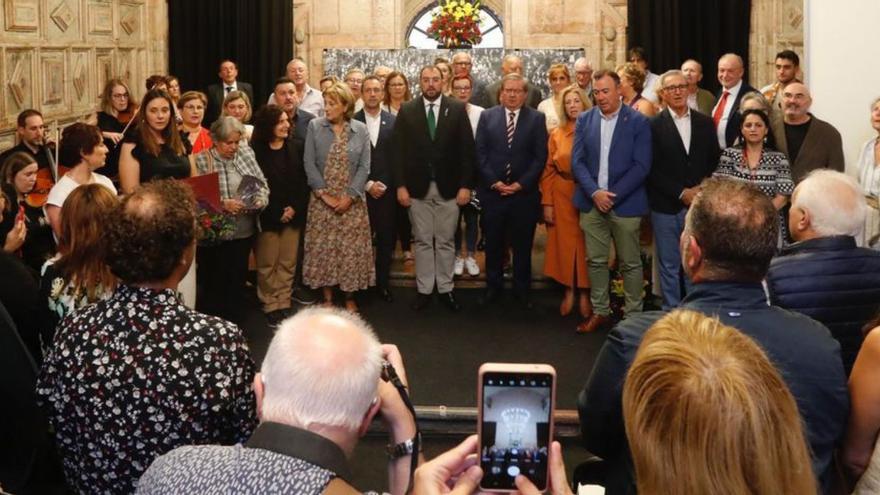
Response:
[36,284,258,494]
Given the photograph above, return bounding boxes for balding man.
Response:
[680,59,716,115]
[712,53,757,149]
[485,54,543,109]
[269,58,324,118]
[451,52,490,108]
[139,308,419,494]
[776,82,844,183]
[767,170,880,375]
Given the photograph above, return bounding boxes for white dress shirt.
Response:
[671,107,692,154]
[713,79,743,149]
[423,96,443,120]
[363,109,381,147]
[598,104,621,191]
[223,81,238,94]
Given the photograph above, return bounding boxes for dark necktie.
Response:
[225,86,233,94]
[427,103,436,140]
[506,111,516,182]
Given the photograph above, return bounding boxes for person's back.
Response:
[767,170,880,375]
[623,310,817,495]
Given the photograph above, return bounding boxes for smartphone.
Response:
[477,363,556,492]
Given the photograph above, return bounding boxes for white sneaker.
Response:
[465,256,480,276]
[454,256,465,276]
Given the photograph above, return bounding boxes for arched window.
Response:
[406,4,503,49]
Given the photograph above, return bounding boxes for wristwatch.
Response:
[386,432,421,460]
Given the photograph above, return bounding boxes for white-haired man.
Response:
[767,170,880,375]
[137,308,419,494]
[268,58,324,118]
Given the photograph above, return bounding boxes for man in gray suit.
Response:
[776,82,844,183]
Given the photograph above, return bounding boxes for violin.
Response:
[25,167,54,208]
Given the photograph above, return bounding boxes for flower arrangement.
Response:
[195,200,236,246]
[427,0,483,48]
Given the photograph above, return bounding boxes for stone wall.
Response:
[0,0,167,140]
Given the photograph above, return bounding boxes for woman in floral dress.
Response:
[303,82,374,313]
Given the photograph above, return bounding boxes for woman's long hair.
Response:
[99,78,138,116]
[134,88,185,157]
[383,71,412,108]
[623,310,816,495]
[53,184,118,301]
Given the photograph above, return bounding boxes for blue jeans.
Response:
[651,209,692,310]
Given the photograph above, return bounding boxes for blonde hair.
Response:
[322,82,355,121]
[617,62,646,93]
[555,84,591,127]
[546,63,571,83]
[623,310,816,495]
[220,90,253,123]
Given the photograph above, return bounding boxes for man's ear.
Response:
[684,234,703,271]
[797,208,811,232]
[357,398,381,438]
[253,373,264,420]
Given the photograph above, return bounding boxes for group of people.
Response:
[5,44,880,495]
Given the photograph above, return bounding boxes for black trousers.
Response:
[367,191,396,289]
[197,236,254,325]
[482,195,539,293]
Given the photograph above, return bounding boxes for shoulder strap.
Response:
[322,477,361,495]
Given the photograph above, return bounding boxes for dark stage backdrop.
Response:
[168,0,292,108]
[627,0,751,95]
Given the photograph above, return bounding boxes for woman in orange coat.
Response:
[540,84,593,317]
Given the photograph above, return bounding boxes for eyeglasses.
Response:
[502,88,525,94]
[452,86,471,92]
[662,84,688,93]
[112,93,129,99]
[389,82,407,87]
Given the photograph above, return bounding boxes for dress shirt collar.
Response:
[224,81,238,91]
[670,106,691,120]
[246,422,353,483]
[423,95,442,112]
[600,102,622,121]
[722,79,743,98]
[680,281,769,309]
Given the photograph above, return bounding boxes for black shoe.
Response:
[479,288,501,306]
[439,292,461,312]
[514,292,534,310]
[377,286,394,303]
[292,286,317,305]
[410,293,432,311]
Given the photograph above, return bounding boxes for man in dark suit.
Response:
[354,75,396,303]
[712,53,757,149]
[484,54,543,109]
[475,73,548,307]
[206,60,254,125]
[392,65,476,312]
[648,70,720,310]
[571,70,652,333]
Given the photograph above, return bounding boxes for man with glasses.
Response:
[344,68,366,112]
[647,70,720,309]
[452,51,490,108]
[574,57,595,103]
[775,82,844,183]
[485,54,543,109]
[392,65,476,312]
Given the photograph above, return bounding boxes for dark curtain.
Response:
[168,0,293,107]
[627,0,751,94]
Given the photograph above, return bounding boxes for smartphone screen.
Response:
[479,370,554,491]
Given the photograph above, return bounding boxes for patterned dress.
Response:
[303,129,375,292]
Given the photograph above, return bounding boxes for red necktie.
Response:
[713,91,730,127]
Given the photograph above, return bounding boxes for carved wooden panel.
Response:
[39,50,67,115]
[5,0,39,33]
[71,49,92,109]
[87,1,114,35]
[46,0,80,41]
[117,48,133,85]
[96,49,114,96]
[118,2,143,42]
[5,50,34,114]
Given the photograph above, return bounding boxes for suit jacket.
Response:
[485,81,543,109]
[571,104,652,217]
[717,82,757,148]
[206,81,254,125]
[694,88,716,116]
[647,109,720,214]
[469,79,491,109]
[290,108,315,143]
[354,109,396,188]
[391,96,476,200]
[775,114,845,183]
[475,105,548,205]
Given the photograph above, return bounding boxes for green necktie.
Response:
[427,103,436,140]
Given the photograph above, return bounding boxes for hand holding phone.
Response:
[477,363,556,492]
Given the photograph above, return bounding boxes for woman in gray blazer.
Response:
[302,82,374,313]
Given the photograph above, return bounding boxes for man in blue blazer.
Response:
[354,75,396,303]
[571,70,652,333]
[475,74,548,307]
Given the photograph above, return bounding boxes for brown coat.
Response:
[539,122,589,288]
[776,114,845,183]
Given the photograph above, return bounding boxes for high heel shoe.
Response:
[560,289,575,316]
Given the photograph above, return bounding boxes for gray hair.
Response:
[259,307,383,430]
[210,116,246,142]
[574,57,593,71]
[793,170,866,237]
[739,92,771,115]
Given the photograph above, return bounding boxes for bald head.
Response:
[782,81,813,124]
[790,170,865,241]
[717,53,744,90]
[259,307,382,430]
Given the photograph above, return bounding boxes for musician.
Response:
[0,110,58,207]
[97,79,138,183]
[0,151,54,272]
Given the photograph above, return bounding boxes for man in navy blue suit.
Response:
[475,73,548,308]
[571,70,652,333]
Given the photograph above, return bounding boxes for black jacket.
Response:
[252,137,309,229]
[718,83,757,148]
[647,109,720,213]
[578,281,848,495]
[766,235,880,375]
[205,81,255,126]
[353,109,396,188]
[391,96,475,200]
